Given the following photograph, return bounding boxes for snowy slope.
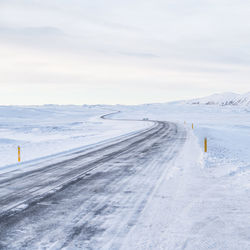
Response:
[187,92,250,106]
[233,92,250,106]
[0,105,151,170]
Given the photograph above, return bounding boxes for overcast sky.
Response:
[0,0,250,104]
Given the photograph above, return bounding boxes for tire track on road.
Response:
[0,112,186,249]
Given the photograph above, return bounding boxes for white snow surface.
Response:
[186,91,250,106]
[115,102,250,249]
[0,105,151,172]
[0,102,250,249]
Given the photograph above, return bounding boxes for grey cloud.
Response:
[120,52,159,58]
[0,0,250,104]
[0,26,64,37]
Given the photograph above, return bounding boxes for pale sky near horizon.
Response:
[0,0,250,105]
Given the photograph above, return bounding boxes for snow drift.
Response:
[187,92,250,106]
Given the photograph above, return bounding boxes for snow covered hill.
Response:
[187,92,250,106]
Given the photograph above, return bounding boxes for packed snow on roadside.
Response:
[0,105,151,171]
[0,102,249,249]
[115,102,250,249]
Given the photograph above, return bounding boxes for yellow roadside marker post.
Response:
[204,138,207,153]
[18,146,21,162]
[192,123,194,129]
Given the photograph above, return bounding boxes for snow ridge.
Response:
[187,92,250,106]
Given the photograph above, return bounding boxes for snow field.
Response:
[0,102,249,249]
[115,103,250,249]
[0,105,152,171]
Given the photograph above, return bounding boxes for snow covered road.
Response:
[0,118,186,249]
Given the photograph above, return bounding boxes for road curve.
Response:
[0,113,186,249]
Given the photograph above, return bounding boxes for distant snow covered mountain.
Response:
[187,92,250,106]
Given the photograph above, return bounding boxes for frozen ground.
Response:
[115,103,250,249]
[0,105,151,172]
[0,103,249,249]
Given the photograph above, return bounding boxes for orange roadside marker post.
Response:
[18,146,21,162]
[204,138,207,153]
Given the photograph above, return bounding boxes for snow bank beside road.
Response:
[116,103,250,189]
[0,102,249,248]
[116,103,250,249]
[121,129,205,249]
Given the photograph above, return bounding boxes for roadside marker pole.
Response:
[192,123,194,129]
[18,146,21,162]
[204,138,207,153]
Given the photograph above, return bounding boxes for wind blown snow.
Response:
[0,105,151,172]
[0,101,249,249]
[114,102,250,249]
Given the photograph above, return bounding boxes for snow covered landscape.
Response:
[115,93,250,249]
[187,92,250,106]
[1,0,250,248]
[0,105,151,172]
[0,92,249,249]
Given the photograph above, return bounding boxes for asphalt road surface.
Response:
[0,117,186,249]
